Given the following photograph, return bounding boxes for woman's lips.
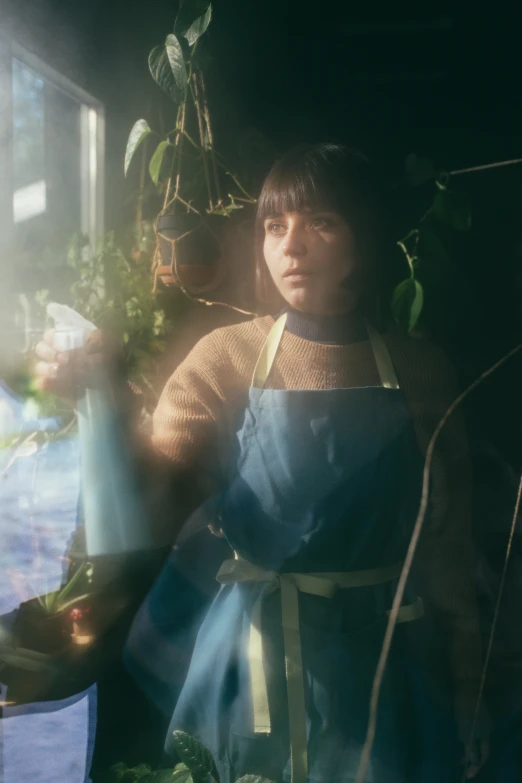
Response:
[283,269,314,282]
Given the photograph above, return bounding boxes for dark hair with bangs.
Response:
[255,143,393,310]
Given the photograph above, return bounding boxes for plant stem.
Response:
[397,241,415,277]
[180,129,200,149]
[228,195,256,204]
[214,159,255,201]
[400,229,419,243]
[212,149,256,203]
[450,157,522,176]
[354,338,522,783]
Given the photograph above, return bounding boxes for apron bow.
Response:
[216,556,423,783]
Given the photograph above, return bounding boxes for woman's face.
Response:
[262,208,362,315]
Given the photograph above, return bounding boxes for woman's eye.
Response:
[311,217,331,229]
[267,222,285,235]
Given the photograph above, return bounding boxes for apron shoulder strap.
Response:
[251,313,287,388]
[364,320,400,390]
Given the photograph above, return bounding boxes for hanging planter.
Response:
[156,212,225,292]
[125,1,256,303]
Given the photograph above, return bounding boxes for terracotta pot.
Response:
[156,213,224,292]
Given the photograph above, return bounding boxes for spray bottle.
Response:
[47,303,152,557]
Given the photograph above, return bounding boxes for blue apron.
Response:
[151,316,460,782]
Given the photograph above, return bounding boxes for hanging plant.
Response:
[125,1,256,297]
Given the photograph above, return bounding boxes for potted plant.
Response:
[0,561,102,706]
[11,561,94,655]
[124,0,256,295]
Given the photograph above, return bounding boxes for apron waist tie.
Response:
[216,557,424,783]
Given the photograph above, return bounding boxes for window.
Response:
[2,41,104,299]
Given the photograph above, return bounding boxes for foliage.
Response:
[107,763,194,782]
[172,730,220,781]
[35,225,171,402]
[392,158,472,333]
[33,561,93,615]
[235,777,277,783]
[108,731,276,783]
[125,0,255,224]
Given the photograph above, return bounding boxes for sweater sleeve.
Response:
[138,330,238,544]
[402,341,488,740]
[152,334,225,465]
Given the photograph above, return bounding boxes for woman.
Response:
[36,144,488,782]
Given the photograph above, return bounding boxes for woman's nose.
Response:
[282,226,307,257]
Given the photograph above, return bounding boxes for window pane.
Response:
[44,79,82,241]
[12,59,46,223]
[12,58,89,299]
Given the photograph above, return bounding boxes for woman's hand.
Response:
[34,329,120,403]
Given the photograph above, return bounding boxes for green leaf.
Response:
[149,45,183,104]
[391,278,424,332]
[184,4,212,45]
[107,762,129,782]
[414,228,451,289]
[44,590,59,613]
[57,593,91,613]
[149,140,172,186]
[174,0,211,37]
[235,777,277,783]
[125,120,153,177]
[165,34,188,97]
[453,198,471,231]
[141,771,192,783]
[432,190,450,224]
[54,562,88,607]
[432,189,471,231]
[126,764,152,780]
[404,153,436,186]
[171,731,218,781]
[418,227,450,268]
[171,769,193,782]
